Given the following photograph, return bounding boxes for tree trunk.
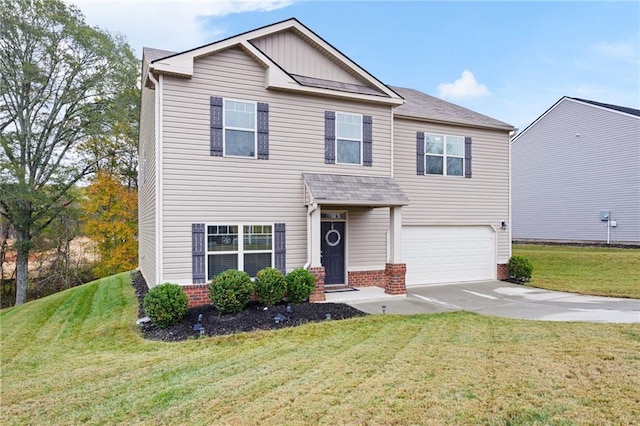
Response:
[15,235,30,306]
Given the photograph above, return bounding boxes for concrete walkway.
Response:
[324,281,640,323]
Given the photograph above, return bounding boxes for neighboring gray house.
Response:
[138,18,514,306]
[512,96,640,244]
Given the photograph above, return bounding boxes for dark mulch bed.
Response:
[131,272,367,342]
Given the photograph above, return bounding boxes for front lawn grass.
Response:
[2,273,639,425]
[513,244,640,298]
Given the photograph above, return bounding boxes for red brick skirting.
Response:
[384,263,407,295]
[308,266,326,302]
[497,263,509,280]
[182,284,210,308]
[348,269,386,288]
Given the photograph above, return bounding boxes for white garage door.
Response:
[402,226,495,287]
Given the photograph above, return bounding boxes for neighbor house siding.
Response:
[251,30,364,85]
[158,47,393,285]
[138,81,157,286]
[512,100,640,243]
[393,117,512,263]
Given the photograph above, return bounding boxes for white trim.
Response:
[222,98,258,159]
[335,112,363,166]
[348,265,386,272]
[156,74,164,285]
[390,108,394,178]
[148,19,403,104]
[205,223,275,279]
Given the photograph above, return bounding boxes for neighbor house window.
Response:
[336,112,362,164]
[206,224,272,279]
[425,133,464,176]
[224,100,256,157]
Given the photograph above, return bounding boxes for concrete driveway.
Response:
[336,281,640,323]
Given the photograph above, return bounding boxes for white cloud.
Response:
[65,0,295,55]
[436,70,490,100]
[593,40,639,64]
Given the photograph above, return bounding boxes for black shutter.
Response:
[416,132,425,175]
[274,223,286,274]
[257,102,269,159]
[325,111,335,164]
[210,97,223,156]
[464,137,472,178]
[192,224,206,283]
[362,115,373,166]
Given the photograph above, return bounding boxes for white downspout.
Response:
[148,71,163,285]
[303,202,318,269]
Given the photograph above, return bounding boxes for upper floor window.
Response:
[325,111,372,166]
[336,112,362,164]
[224,100,256,157]
[425,133,464,176]
[210,96,269,159]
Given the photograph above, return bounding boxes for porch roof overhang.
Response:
[302,173,410,207]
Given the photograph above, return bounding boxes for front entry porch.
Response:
[302,173,410,302]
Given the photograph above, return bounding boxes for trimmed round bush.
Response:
[508,255,533,283]
[254,267,287,306]
[143,282,188,328]
[285,268,316,303]
[208,269,253,314]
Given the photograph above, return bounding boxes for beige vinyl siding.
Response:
[251,30,364,85]
[394,118,511,263]
[138,83,157,285]
[159,47,393,284]
[512,100,640,243]
[346,207,389,269]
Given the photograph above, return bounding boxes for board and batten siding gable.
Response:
[512,99,640,243]
[251,30,364,85]
[158,47,394,284]
[138,83,157,286]
[394,118,511,263]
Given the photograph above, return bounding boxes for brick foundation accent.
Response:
[308,266,326,302]
[384,263,407,295]
[497,263,509,280]
[183,284,210,308]
[348,269,386,288]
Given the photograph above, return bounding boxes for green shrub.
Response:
[508,255,533,283]
[143,282,188,328]
[208,269,253,314]
[254,267,287,306]
[285,268,316,303]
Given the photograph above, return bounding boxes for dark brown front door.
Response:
[321,221,345,285]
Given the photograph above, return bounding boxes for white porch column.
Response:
[389,206,403,263]
[310,205,322,267]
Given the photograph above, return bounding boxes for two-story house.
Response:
[138,18,514,305]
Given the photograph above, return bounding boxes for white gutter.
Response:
[390,108,394,178]
[303,202,318,269]
[148,71,163,285]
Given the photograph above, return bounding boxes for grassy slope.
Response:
[2,274,639,425]
[514,244,640,298]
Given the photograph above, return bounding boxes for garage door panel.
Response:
[403,226,495,286]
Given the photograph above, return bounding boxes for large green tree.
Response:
[0,0,138,305]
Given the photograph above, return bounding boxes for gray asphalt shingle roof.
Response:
[303,173,409,206]
[569,97,640,117]
[390,86,514,130]
[143,47,176,63]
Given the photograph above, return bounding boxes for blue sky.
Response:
[69,0,639,132]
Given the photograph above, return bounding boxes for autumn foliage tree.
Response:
[82,171,137,277]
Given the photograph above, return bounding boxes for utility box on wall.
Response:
[600,211,611,221]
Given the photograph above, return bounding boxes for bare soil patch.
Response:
[132,272,367,342]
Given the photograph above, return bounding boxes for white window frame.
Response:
[223,98,257,159]
[335,112,363,165]
[206,223,274,280]
[424,133,465,177]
